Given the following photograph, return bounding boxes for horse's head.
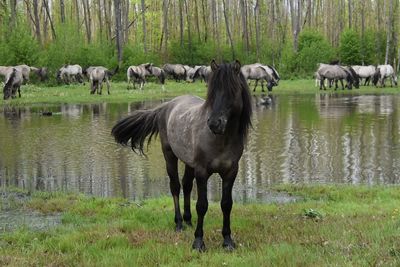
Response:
[144,63,153,75]
[206,60,252,137]
[3,69,16,100]
[348,67,359,89]
[56,69,62,84]
[39,67,48,81]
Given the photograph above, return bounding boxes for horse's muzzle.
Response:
[207,117,227,135]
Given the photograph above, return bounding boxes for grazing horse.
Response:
[163,63,187,82]
[127,63,152,90]
[352,65,376,86]
[241,63,276,92]
[112,60,252,252]
[317,64,358,90]
[192,65,212,83]
[3,68,23,100]
[89,66,119,95]
[372,65,398,87]
[14,65,48,83]
[56,64,84,84]
[186,66,203,82]
[147,64,166,90]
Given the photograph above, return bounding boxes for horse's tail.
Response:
[159,69,166,84]
[112,105,166,155]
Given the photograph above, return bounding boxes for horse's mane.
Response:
[267,65,280,80]
[205,62,252,140]
[5,68,16,88]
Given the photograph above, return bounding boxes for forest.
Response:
[0,0,399,80]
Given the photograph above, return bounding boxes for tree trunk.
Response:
[43,0,57,40]
[385,0,393,64]
[179,0,184,47]
[75,0,80,32]
[240,0,249,54]
[97,0,103,41]
[83,0,92,43]
[9,0,16,29]
[114,0,123,66]
[254,0,260,61]
[32,0,42,45]
[141,0,147,53]
[193,0,201,42]
[201,0,208,42]
[222,0,235,60]
[161,0,169,58]
[348,0,352,28]
[60,0,66,23]
[184,0,192,61]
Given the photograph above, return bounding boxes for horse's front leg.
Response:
[192,172,210,252]
[220,165,238,251]
[182,165,195,226]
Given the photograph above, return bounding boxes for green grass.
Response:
[1,79,399,107]
[1,185,400,266]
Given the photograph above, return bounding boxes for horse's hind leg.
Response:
[182,165,194,226]
[253,80,258,92]
[163,147,183,231]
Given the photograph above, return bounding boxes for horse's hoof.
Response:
[185,220,193,227]
[175,223,183,232]
[192,238,206,252]
[222,237,236,251]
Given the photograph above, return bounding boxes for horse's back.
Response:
[161,95,205,166]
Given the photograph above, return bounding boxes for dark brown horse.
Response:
[112,60,252,252]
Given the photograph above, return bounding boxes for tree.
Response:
[114,0,123,66]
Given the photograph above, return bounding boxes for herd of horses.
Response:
[315,63,398,90]
[0,62,280,100]
[1,60,398,100]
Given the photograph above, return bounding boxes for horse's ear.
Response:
[233,60,241,74]
[210,60,219,71]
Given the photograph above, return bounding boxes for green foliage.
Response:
[0,22,40,66]
[296,30,335,76]
[339,29,362,65]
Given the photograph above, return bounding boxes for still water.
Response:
[1,94,399,202]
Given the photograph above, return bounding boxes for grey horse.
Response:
[241,63,276,92]
[372,65,398,87]
[14,64,48,83]
[163,63,187,82]
[3,67,23,100]
[56,64,84,84]
[352,65,376,86]
[317,64,358,90]
[89,66,118,95]
[147,64,166,90]
[112,60,252,252]
[127,63,152,90]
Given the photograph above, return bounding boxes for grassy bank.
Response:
[1,185,400,266]
[1,79,399,107]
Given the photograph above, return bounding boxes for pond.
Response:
[0,93,399,203]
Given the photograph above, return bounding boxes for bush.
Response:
[296,30,335,76]
[339,29,362,65]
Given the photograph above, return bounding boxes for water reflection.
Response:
[1,94,399,202]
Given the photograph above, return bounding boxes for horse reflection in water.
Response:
[112,60,252,252]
